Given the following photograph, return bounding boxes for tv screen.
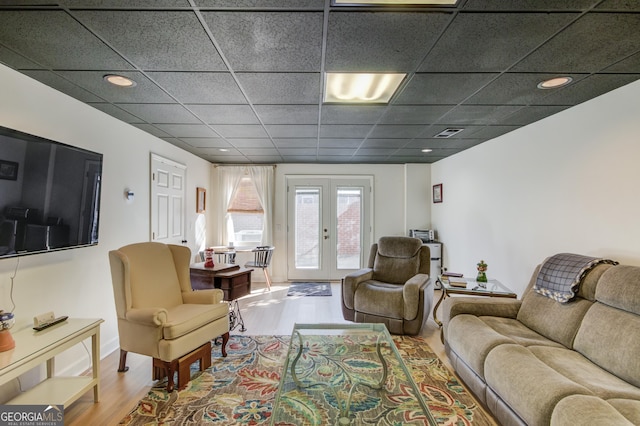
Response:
[0,125,103,258]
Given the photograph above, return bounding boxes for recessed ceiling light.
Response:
[103,74,136,88]
[421,148,433,153]
[219,148,229,152]
[537,76,573,90]
[324,73,406,104]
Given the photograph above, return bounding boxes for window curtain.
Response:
[247,165,274,245]
[217,166,245,246]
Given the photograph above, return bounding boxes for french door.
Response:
[286,176,372,281]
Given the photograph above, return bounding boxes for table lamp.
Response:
[0,311,16,352]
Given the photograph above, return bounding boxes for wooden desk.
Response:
[0,318,103,407]
[190,263,254,301]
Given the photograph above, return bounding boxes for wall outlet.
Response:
[33,311,55,327]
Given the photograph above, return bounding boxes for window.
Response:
[228,176,264,245]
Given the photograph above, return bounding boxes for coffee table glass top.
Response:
[271,323,436,425]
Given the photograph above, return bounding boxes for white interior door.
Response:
[150,153,187,244]
[286,176,372,281]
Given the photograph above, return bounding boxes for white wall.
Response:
[431,79,640,296]
[0,64,212,390]
[211,163,431,282]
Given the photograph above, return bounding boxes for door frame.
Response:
[285,175,373,281]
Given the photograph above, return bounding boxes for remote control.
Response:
[33,316,69,331]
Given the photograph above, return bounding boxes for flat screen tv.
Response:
[0,125,103,258]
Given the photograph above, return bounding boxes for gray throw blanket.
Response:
[534,253,618,303]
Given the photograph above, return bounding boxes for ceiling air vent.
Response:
[434,128,464,138]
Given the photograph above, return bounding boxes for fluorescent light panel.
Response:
[324,73,406,103]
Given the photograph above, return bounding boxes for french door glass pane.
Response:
[336,187,362,270]
[295,188,320,269]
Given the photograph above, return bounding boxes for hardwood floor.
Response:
[65,282,450,425]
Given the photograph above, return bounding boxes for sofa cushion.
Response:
[573,302,640,389]
[517,263,611,348]
[447,315,515,378]
[163,303,229,340]
[354,280,404,319]
[528,346,640,400]
[550,395,635,426]
[479,316,566,348]
[484,344,593,426]
[608,399,640,425]
[596,265,640,315]
[372,237,421,284]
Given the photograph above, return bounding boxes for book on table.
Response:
[447,276,468,288]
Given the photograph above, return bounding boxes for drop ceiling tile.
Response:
[61,0,190,7]
[254,105,319,124]
[468,125,519,140]
[245,156,283,163]
[462,0,599,10]
[211,125,268,138]
[379,106,452,125]
[319,125,372,138]
[279,155,318,162]
[278,148,318,156]
[395,147,466,157]
[0,10,132,70]
[355,148,397,156]
[73,11,226,71]
[407,138,485,150]
[264,125,317,138]
[57,71,174,103]
[512,13,640,73]
[424,125,485,138]
[148,72,246,104]
[179,138,230,148]
[195,0,324,8]
[116,104,202,124]
[22,70,104,103]
[596,0,640,10]
[537,74,640,106]
[467,73,587,105]
[321,105,386,125]
[226,139,274,148]
[368,125,426,139]
[318,139,363,148]
[239,148,280,156]
[202,12,322,71]
[201,147,242,156]
[389,156,440,163]
[438,105,522,125]
[236,73,320,104]
[394,73,498,104]
[0,46,42,69]
[603,51,640,73]
[208,155,248,163]
[274,138,318,148]
[326,12,451,72]
[317,156,356,163]
[88,103,143,123]
[497,105,570,126]
[350,156,393,163]
[318,148,357,156]
[360,139,410,148]
[421,13,577,72]
[187,105,259,124]
[155,124,220,138]
[130,123,171,138]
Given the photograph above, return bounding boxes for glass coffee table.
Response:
[271,323,436,425]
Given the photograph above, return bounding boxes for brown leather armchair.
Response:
[341,236,433,335]
[109,242,230,391]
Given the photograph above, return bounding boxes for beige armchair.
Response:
[341,236,433,335]
[109,242,230,391]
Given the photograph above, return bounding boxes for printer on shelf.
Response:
[409,229,435,242]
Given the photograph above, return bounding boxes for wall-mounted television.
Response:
[0,125,103,258]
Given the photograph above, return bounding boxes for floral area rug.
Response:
[119,335,496,425]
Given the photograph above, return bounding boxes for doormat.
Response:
[286,282,332,296]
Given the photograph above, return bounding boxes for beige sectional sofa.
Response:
[442,261,640,426]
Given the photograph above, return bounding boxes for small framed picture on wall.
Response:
[196,187,206,213]
[433,183,443,203]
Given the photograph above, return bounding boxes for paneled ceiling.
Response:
[1,0,639,164]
